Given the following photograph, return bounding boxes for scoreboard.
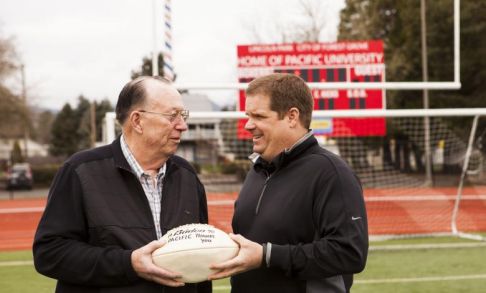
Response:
[237,40,386,138]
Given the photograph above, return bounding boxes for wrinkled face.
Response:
[138,82,188,157]
[244,94,291,162]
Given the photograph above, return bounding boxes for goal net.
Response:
[103,108,486,239]
[184,109,486,239]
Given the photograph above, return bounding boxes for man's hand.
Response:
[208,234,263,280]
[131,240,184,287]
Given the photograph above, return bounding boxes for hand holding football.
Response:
[152,224,239,283]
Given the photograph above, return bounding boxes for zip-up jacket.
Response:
[33,137,211,293]
[231,135,368,293]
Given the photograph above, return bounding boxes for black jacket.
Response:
[33,138,211,293]
[231,135,368,293]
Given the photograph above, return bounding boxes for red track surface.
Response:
[1,187,485,251]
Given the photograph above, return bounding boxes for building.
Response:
[177,93,224,165]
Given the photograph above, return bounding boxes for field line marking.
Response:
[370,242,486,251]
[1,261,486,287]
[355,274,486,284]
[213,274,486,289]
[0,260,33,267]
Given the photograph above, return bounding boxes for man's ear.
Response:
[287,107,300,128]
[129,111,144,134]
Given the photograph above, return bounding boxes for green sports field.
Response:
[1,237,485,293]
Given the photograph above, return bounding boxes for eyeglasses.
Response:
[138,109,190,123]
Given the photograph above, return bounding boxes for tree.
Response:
[49,104,79,157]
[338,0,486,174]
[95,99,114,141]
[74,95,93,150]
[131,52,170,80]
[0,31,30,139]
[0,85,28,139]
[338,0,486,110]
[10,140,24,163]
[244,0,333,43]
[75,96,114,147]
[34,110,55,144]
[0,32,17,81]
[49,95,114,156]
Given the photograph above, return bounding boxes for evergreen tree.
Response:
[10,140,24,163]
[75,95,92,150]
[337,0,486,170]
[95,99,114,141]
[338,0,486,110]
[49,104,79,156]
[131,53,167,80]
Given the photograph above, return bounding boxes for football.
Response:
[152,223,239,283]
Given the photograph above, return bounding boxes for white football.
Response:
[152,223,239,283]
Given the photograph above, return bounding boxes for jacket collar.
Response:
[253,132,318,174]
[111,136,174,174]
[112,136,132,172]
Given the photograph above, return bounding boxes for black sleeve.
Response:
[33,162,139,286]
[197,171,212,292]
[269,162,368,279]
[197,177,209,225]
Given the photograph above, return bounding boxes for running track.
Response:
[1,186,485,251]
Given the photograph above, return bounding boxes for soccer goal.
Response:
[103,108,486,240]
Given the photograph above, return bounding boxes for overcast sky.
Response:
[0,0,345,110]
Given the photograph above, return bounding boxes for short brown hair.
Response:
[246,73,313,129]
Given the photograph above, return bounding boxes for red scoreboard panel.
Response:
[237,40,386,138]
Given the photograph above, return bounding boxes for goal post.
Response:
[103,108,486,240]
[172,0,462,92]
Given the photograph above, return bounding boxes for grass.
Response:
[0,253,54,293]
[1,237,485,293]
[354,245,486,292]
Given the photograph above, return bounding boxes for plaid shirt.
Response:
[120,135,166,239]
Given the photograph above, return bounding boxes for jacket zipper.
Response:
[255,171,271,215]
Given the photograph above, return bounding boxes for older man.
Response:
[34,76,211,293]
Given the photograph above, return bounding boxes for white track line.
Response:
[0,207,45,214]
[0,194,484,213]
[208,200,235,206]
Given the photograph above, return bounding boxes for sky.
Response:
[0,0,345,110]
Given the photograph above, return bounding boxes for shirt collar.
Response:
[284,130,313,154]
[248,130,314,163]
[120,134,166,178]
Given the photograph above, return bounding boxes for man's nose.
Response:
[244,118,255,130]
[175,118,188,131]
